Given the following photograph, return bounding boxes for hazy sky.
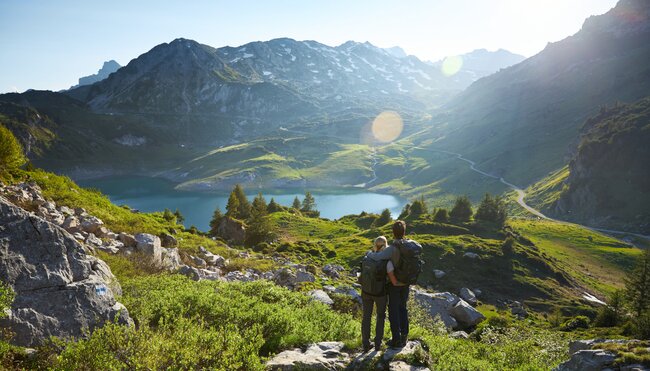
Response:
[0,0,618,93]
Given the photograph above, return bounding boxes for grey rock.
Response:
[80,215,104,234]
[459,288,477,306]
[216,217,246,245]
[334,286,362,304]
[58,205,74,216]
[554,350,616,371]
[203,252,226,268]
[413,290,459,329]
[191,256,207,268]
[266,341,349,370]
[72,232,85,241]
[309,290,334,306]
[450,331,469,339]
[323,264,345,278]
[85,233,103,247]
[389,361,431,371]
[0,196,131,347]
[383,341,424,363]
[134,233,163,264]
[224,270,259,282]
[449,300,485,328]
[296,270,315,283]
[160,233,178,248]
[463,252,479,259]
[178,265,201,281]
[62,216,81,233]
[94,226,110,238]
[118,232,137,247]
[433,269,446,279]
[273,268,297,288]
[161,248,182,271]
[348,349,382,371]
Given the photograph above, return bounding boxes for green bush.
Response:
[0,124,26,179]
[560,315,590,331]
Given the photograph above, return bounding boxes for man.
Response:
[380,220,423,348]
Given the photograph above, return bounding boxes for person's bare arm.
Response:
[387,270,398,286]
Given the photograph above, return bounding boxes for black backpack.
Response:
[394,239,423,285]
[360,253,389,296]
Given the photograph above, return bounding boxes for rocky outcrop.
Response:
[459,288,477,306]
[134,233,164,263]
[556,339,649,371]
[0,196,132,347]
[413,289,485,330]
[216,217,246,245]
[266,342,350,370]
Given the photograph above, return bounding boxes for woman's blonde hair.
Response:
[374,236,388,251]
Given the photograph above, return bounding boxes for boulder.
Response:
[134,233,163,264]
[118,232,137,247]
[160,233,178,248]
[449,300,485,328]
[309,290,334,306]
[203,252,226,268]
[433,269,446,279]
[296,270,316,283]
[450,331,469,339]
[334,286,362,304]
[224,270,259,282]
[178,265,201,281]
[459,288,477,306]
[161,248,182,271]
[58,205,74,216]
[554,350,616,371]
[61,216,81,233]
[383,341,425,363]
[266,342,349,370]
[0,196,132,347]
[323,264,345,278]
[389,361,431,371]
[216,217,246,245]
[413,290,459,329]
[191,256,207,268]
[463,252,479,259]
[273,268,298,288]
[85,233,103,247]
[80,215,104,234]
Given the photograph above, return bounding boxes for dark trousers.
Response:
[388,285,410,341]
[361,292,387,348]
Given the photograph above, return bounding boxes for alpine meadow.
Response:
[1,1,649,370]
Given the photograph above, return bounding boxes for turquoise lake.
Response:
[78,177,406,231]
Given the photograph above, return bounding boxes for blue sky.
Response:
[0,0,618,93]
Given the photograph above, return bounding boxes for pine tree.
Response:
[225,190,241,218]
[162,208,176,223]
[292,196,301,210]
[267,198,282,213]
[246,194,275,246]
[373,208,392,227]
[173,209,185,225]
[625,248,650,317]
[450,195,473,222]
[301,191,317,212]
[233,184,251,219]
[475,193,507,226]
[398,203,411,220]
[0,125,26,176]
[433,208,449,223]
[209,207,224,236]
[409,197,428,217]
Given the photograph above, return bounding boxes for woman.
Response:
[359,236,391,352]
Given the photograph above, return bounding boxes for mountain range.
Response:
[0,0,648,233]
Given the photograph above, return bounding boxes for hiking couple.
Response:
[360,220,423,352]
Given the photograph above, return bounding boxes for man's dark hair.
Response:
[392,220,406,239]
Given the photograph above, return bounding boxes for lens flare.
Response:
[371,111,403,143]
[441,55,463,76]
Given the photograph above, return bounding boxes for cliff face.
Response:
[553,97,650,233]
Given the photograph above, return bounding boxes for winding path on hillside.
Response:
[277,126,649,241]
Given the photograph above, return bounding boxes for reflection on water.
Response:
[78,177,406,231]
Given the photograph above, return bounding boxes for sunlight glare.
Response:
[441,55,463,76]
[371,111,403,143]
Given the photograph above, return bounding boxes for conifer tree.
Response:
[251,193,267,217]
[475,193,507,226]
[301,191,317,212]
[625,248,650,317]
[225,190,241,218]
[409,197,428,217]
[398,203,411,220]
[246,193,275,246]
[233,184,251,219]
[450,195,473,222]
[209,207,224,236]
[373,208,392,227]
[433,208,449,223]
[173,209,185,225]
[292,196,301,210]
[267,198,282,213]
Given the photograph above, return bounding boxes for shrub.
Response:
[0,124,26,179]
[501,236,515,255]
[560,315,590,331]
